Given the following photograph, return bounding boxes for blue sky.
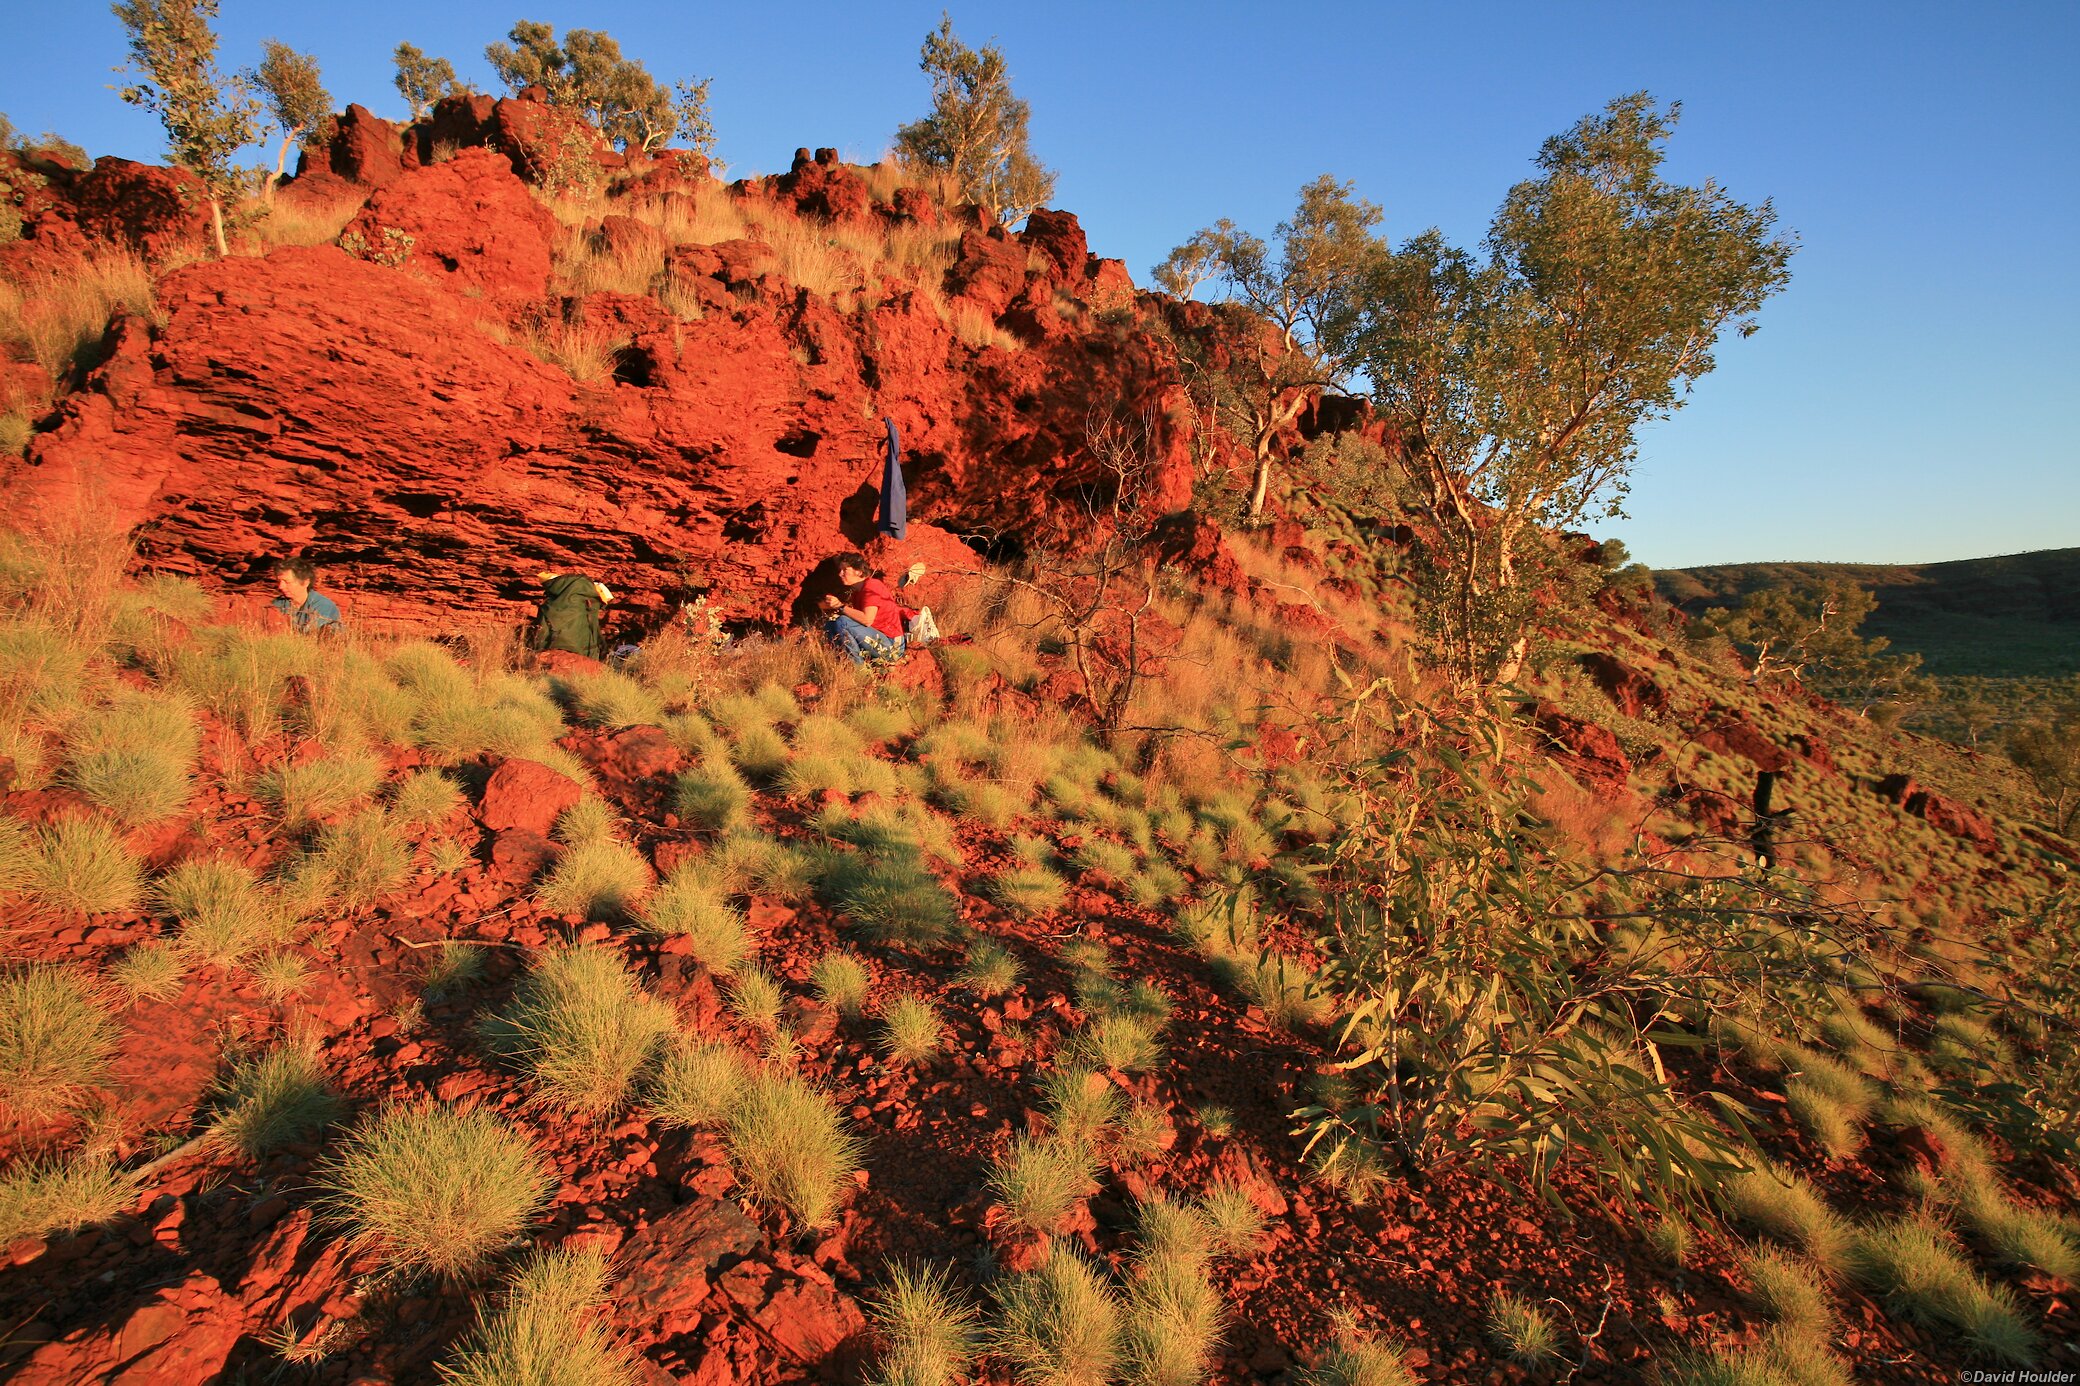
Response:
[9,1,2076,569]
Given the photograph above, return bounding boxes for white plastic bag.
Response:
[906,606,940,646]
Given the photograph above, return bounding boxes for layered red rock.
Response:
[341,147,558,304]
[6,144,1217,634]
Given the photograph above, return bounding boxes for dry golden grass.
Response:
[518,319,629,384]
[0,253,164,387]
[0,964,119,1119]
[241,196,365,252]
[557,225,664,299]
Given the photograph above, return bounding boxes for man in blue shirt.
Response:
[271,557,341,635]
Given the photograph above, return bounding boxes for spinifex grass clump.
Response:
[810,953,872,1018]
[111,941,185,1000]
[1848,1216,2039,1364]
[1486,1292,1562,1366]
[439,1245,636,1386]
[1199,1179,1266,1255]
[537,818,652,921]
[562,667,666,729]
[865,1261,981,1386]
[640,863,753,972]
[0,964,118,1119]
[156,856,286,966]
[1740,1246,1834,1334]
[1064,1010,1165,1075]
[723,1068,862,1228]
[260,751,386,829]
[1291,1314,1418,1386]
[1721,1163,1855,1276]
[1780,1046,1876,1159]
[649,1038,753,1128]
[989,864,1069,920]
[320,1105,552,1276]
[389,767,464,829]
[1123,1196,1224,1386]
[672,760,751,832]
[211,1037,342,1157]
[879,994,943,1065]
[421,941,487,1000]
[1038,1067,1123,1148]
[482,944,677,1111]
[300,808,410,909]
[726,968,785,1033]
[825,852,965,950]
[62,689,199,825]
[989,1135,1098,1237]
[991,1245,1122,1386]
[959,939,1021,996]
[26,817,143,916]
[0,1153,129,1245]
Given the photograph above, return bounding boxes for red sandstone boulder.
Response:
[17,1272,243,1383]
[341,147,557,305]
[1578,651,1669,718]
[1154,512,1249,596]
[945,227,1029,318]
[479,757,584,836]
[776,147,871,224]
[1696,713,1791,772]
[63,158,210,262]
[708,237,780,288]
[320,104,408,188]
[9,143,1196,632]
[1790,732,1836,774]
[619,1199,760,1327]
[1020,209,1090,284]
[1916,789,1998,853]
[491,95,619,186]
[1530,701,1631,793]
[612,148,713,202]
[590,725,684,787]
[1869,773,1997,850]
[594,214,666,266]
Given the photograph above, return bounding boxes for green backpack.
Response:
[533,574,604,659]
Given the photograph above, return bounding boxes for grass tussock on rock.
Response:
[0,964,118,1119]
[483,944,678,1112]
[439,1245,637,1386]
[319,1105,552,1277]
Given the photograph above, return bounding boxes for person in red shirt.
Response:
[818,553,906,664]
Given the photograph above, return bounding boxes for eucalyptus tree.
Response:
[893,15,1055,226]
[111,0,258,256]
[251,40,329,195]
[1155,175,1382,519]
[1358,93,1794,682]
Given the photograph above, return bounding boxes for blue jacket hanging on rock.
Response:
[876,416,907,540]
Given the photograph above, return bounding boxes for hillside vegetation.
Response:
[0,24,2075,1385]
[1659,548,2080,679]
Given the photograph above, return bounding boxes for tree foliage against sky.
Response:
[250,40,328,190]
[483,21,712,155]
[1362,94,1794,682]
[893,15,1054,226]
[392,43,472,121]
[110,0,256,255]
[1157,176,1382,519]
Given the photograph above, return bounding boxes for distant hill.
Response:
[1656,547,2080,679]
